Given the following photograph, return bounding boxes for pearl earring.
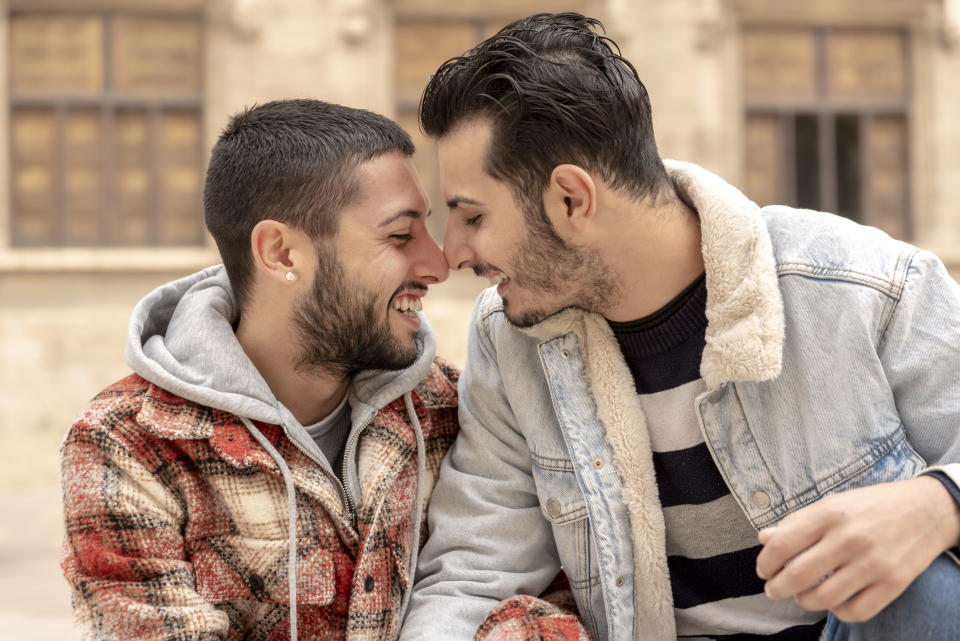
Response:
[285,272,296,281]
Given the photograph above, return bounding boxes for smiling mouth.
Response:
[391,296,423,316]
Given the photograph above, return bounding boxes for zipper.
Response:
[279,422,358,524]
[339,413,377,520]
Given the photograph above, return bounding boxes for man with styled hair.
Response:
[401,13,960,641]
[61,99,458,640]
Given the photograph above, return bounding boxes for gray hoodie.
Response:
[125,264,439,640]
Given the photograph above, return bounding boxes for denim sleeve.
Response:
[879,250,960,554]
[400,295,562,641]
[922,471,960,556]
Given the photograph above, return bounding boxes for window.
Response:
[9,10,204,247]
[742,26,910,239]
[393,15,503,238]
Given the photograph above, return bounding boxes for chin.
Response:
[504,296,573,328]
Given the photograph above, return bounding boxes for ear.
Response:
[545,164,596,235]
[250,220,310,284]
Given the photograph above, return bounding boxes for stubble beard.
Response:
[291,246,419,377]
[500,205,619,328]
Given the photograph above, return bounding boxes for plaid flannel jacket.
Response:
[61,360,459,641]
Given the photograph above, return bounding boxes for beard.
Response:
[481,202,619,328]
[290,245,420,377]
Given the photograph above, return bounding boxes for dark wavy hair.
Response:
[420,13,670,222]
[204,99,414,309]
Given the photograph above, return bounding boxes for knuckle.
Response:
[765,537,791,558]
[794,591,819,611]
[779,564,803,585]
[811,583,839,609]
[841,529,870,550]
[833,604,859,623]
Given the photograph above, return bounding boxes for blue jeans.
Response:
[821,554,960,641]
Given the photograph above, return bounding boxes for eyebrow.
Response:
[377,209,430,227]
[446,196,485,209]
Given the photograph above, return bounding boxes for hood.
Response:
[126,265,437,641]
[125,264,437,430]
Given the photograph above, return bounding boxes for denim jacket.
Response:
[401,160,960,641]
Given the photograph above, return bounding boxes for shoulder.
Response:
[64,373,224,454]
[761,206,918,298]
[65,373,152,446]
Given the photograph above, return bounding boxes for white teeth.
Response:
[392,297,422,315]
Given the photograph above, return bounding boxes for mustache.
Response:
[390,281,429,300]
[471,264,502,279]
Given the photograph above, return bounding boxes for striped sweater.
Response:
[609,275,826,641]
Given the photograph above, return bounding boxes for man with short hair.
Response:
[61,99,458,641]
[400,13,960,641]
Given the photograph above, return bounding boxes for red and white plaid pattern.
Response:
[61,360,459,641]
[475,594,593,641]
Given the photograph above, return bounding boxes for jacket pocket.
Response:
[192,535,335,606]
[530,455,602,637]
[819,427,926,496]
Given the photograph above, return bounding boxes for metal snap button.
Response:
[560,349,571,359]
[544,498,562,518]
[592,457,604,470]
[616,577,625,587]
[751,490,771,508]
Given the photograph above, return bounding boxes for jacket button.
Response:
[249,573,265,595]
[592,457,604,470]
[616,577,625,587]
[751,490,771,508]
[544,498,562,518]
[560,349,571,359]
[363,574,375,592]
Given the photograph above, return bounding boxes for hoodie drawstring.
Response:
[398,391,427,622]
[241,417,299,641]
[240,394,425,638]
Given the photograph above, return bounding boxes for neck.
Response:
[600,191,705,323]
[235,307,349,426]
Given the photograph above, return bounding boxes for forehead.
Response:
[343,151,429,223]
[436,119,498,190]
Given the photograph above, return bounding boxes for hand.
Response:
[755,476,960,622]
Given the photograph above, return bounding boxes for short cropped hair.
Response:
[203,98,414,309]
[419,12,670,219]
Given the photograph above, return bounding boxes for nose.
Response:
[442,218,476,271]
[413,231,449,284]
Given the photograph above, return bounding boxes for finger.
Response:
[756,511,830,580]
[794,560,875,612]
[830,580,902,624]
[763,538,844,601]
[757,527,775,545]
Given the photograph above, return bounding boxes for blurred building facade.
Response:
[2,0,960,490]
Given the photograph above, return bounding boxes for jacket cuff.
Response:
[921,465,960,561]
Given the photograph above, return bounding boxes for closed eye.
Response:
[465,214,483,227]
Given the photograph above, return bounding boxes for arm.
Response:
[400,301,564,641]
[61,419,228,640]
[756,250,960,621]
